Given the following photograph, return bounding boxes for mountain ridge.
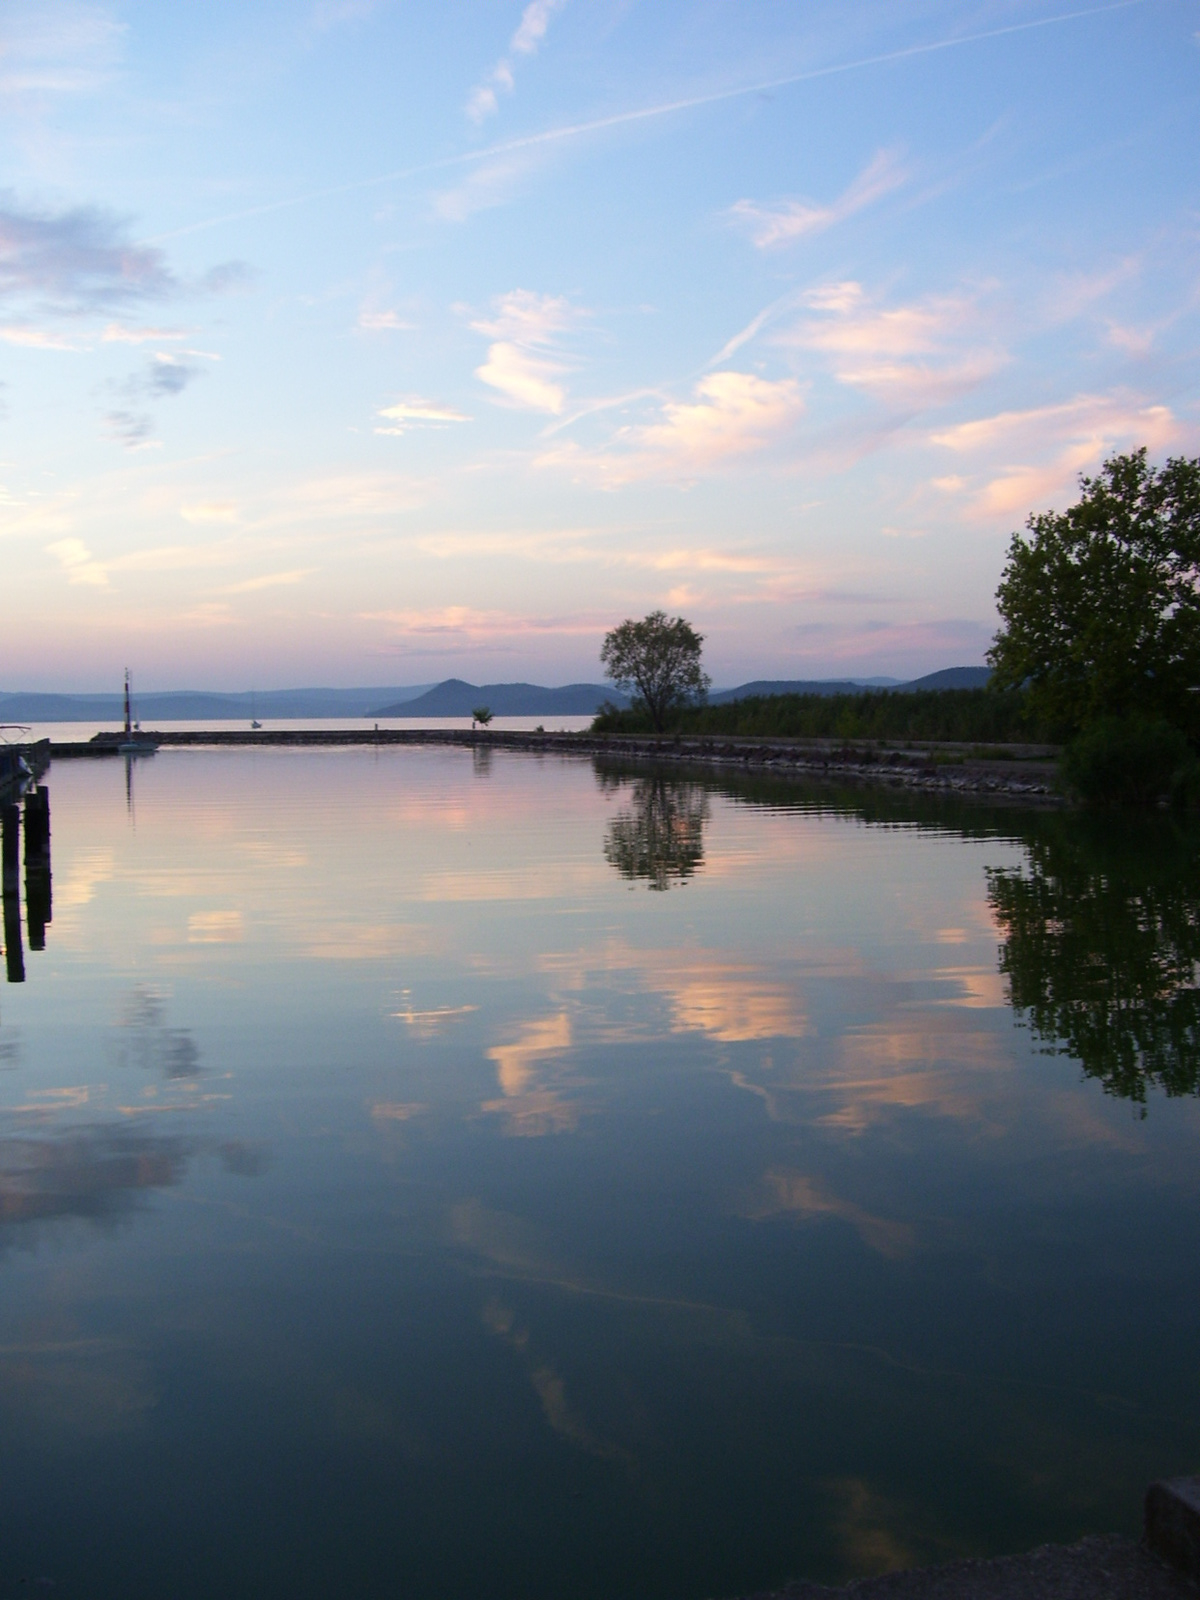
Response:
[371,680,630,717]
[0,668,992,722]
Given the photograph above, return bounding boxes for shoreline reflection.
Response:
[988,814,1200,1109]
[1,787,53,985]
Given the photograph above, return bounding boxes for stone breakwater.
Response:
[50,728,1061,803]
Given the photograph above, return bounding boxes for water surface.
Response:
[1,749,1198,1599]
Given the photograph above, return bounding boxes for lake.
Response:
[1,748,1198,1599]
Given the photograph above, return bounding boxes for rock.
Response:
[1145,1476,1200,1581]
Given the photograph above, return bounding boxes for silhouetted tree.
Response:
[601,611,710,733]
[988,449,1200,738]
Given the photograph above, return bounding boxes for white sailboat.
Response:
[118,670,159,755]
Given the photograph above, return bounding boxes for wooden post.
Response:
[1,804,23,983]
[24,789,50,951]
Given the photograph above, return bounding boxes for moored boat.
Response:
[118,670,159,755]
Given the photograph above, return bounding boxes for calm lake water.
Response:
[2,748,1199,1600]
[15,715,595,744]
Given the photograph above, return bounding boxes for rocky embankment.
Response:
[563,732,1058,801]
[55,727,1061,802]
[733,1535,1194,1600]
[734,1478,1200,1599]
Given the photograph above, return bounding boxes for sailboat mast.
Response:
[124,670,131,738]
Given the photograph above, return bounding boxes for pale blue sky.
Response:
[1,0,1197,689]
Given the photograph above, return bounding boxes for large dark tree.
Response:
[988,449,1200,737]
[600,610,710,733]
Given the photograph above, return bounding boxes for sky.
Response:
[0,0,1197,692]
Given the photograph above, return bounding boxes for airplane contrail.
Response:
[148,0,1151,245]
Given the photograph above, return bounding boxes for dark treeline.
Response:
[592,686,1047,744]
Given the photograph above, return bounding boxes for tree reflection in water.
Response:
[602,774,709,891]
[987,815,1200,1109]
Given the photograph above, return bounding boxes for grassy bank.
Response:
[592,686,1044,743]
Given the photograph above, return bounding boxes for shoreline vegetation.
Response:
[587,452,1200,808]
[591,686,1040,744]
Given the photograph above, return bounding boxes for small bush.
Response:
[1062,716,1192,808]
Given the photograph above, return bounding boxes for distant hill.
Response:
[372,679,629,717]
[710,679,870,705]
[0,686,434,722]
[900,667,991,691]
[711,667,990,704]
[0,669,992,724]
[373,672,988,717]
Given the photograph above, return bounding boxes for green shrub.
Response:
[1062,716,1192,808]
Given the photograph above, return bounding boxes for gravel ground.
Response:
[730,1539,1196,1600]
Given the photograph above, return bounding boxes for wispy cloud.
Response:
[180,502,238,524]
[308,0,375,34]
[114,542,238,574]
[0,3,125,98]
[781,617,995,674]
[102,353,205,448]
[0,322,80,349]
[435,154,539,222]
[472,289,580,414]
[730,148,907,249]
[375,397,471,435]
[1044,255,1141,322]
[0,193,174,313]
[361,605,600,637]
[220,568,318,595]
[46,535,108,586]
[930,391,1186,517]
[357,308,413,332]
[278,472,428,521]
[541,371,805,486]
[778,280,1005,408]
[144,352,203,397]
[477,343,566,413]
[154,3,1148,247]
[103,409,157,450]
[199,261,255,296]
[101,323,187,344]
[467,0,566,123]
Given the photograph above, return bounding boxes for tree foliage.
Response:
[600,611,710,733]
[1061,715,1193,808]
[988,449,1200,738]
[471,705,493,727]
